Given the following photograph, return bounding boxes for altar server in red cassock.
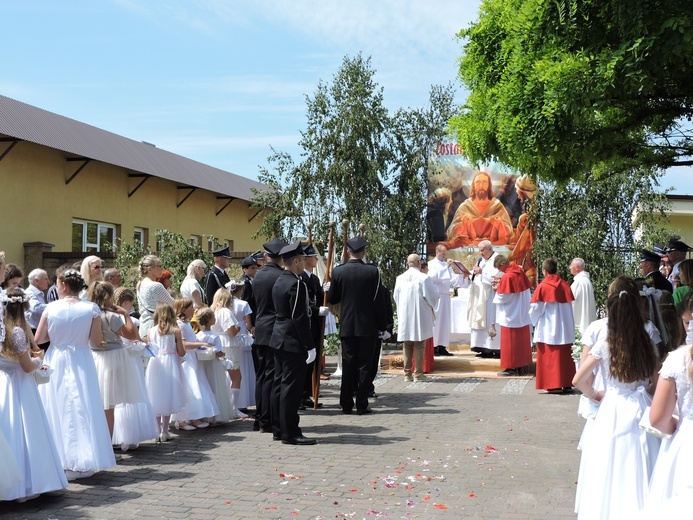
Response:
[530,258,576,392]
[492,255,533,376]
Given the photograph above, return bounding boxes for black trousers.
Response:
[340,336,376,412]
[254,344,275,430]
[367,339,383,393]
[271,348,307,440]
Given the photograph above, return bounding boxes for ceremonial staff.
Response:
[311,221,335,408]
[341,219,349,265]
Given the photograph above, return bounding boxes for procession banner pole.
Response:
[312,221,335,408]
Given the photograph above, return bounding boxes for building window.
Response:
[72,219,117,252]
[190,235,201,247]
[134,227,147,248]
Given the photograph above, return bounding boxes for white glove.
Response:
[306,348,317,364]
[322,282,331,292]
[378,330,391,340]
[319,306,329,317]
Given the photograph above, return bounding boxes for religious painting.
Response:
[427,143,537,284]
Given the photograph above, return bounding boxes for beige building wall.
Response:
[666,197,693,244]
[0,140,264,269]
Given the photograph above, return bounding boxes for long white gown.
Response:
[647,345,693,505]
[575,340,660,518]
[38,299,116,473]
[145,328,185,415]
[197,330,234,422]
[232,298,255,409]
[171,321,218,422]
[0,328,68,500]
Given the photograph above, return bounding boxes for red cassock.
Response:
[530,274,576,390]
[494,264,533,371]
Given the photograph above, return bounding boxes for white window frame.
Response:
[134,227,145,248]
[72,219,117,252]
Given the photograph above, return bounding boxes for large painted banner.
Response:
[426,143,537,283]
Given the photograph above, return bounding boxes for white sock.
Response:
[230,388,247,418]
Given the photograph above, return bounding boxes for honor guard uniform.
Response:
[300,244,325,408]
[240,256,259,326]
[252,237,288,433]
[327,236,387,415]
[205,246,232,305]
[270,241,317,445]
[641,249,673,293]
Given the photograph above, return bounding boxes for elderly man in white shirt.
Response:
[25,268,50,333]
[427,244,467,356]
[394,254,440,381]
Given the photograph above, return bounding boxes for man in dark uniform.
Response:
[300,244,328,409]
[327,236,387,415]
[640,249,673,292]
[204,246,232,305]
[251,238,288,432]
[269,241,317,445]
[366,274,394,398]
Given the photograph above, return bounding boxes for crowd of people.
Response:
[0,234,397,502]
[395,238,692,516]
[3,233,693,512]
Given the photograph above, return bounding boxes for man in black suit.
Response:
[251,238,288,433]
[300,244,327,409]
[240,255,260,370]
[270,241,317,445]
[640,249,673,293]
[327,236,387,415]
[204,246,232,305]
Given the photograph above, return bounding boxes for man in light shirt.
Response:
[25,268,50,342]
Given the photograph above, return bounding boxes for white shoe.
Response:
[234,409,248,418]
[120,443,139,452]
[174,421,196,431]
[414,375,428,382]
[192,421,209,429]
[159,431,173,442]
[65,469,94,481]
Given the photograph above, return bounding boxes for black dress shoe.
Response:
[301,398,323,408]
[368,391,378,398]
[341,408,353,414]
[273,434,282,441]
[356,407,373,415]
[259,426,272,433]
[438,346,454,356]
[253,422,260,431]
[282,436,317,445]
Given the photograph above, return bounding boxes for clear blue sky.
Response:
[2,0,689,193]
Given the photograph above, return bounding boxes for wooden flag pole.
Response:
[312,221,335,409]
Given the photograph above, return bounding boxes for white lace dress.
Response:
[0,328,68,500]
[145,327,185,415]
[647,345,693,505]
[170,321,218,422]
[196,330,233,422]
[575,340,660,518]
[211,307,241,366]
[38,299,116,473]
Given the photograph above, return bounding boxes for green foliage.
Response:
[532,168,670,310]
[451,0,693,182]
[251,54,457,289]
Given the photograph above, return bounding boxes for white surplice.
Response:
[571,271,597,334]
[529,300,575,345]
[394,267,440,342]
[427,258,466,347]
[469,253,500,350]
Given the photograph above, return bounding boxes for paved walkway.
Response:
[3,373,583,519]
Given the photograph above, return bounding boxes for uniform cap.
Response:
[241,256,258,268]
[263,238,289,258]
[304,244,318,257]
[668,239,691,253]
[212,246,232,258]
[346,236,367,253]
[640,249,662,263]
[279,241,305,260]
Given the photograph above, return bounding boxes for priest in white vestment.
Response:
[394,254,440,381]
[530,258,575,392]
[468,240,501,357]
[427,244,467,356]
[570,258,597,334]
[493,255,533,376]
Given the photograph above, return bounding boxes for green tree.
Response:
[532,168,670,309]
[450,0,693,182]
[252,54,456,288]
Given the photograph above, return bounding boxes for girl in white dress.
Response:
[137,255,174,340]
[228,281,255,409]
[195,308,234,423]
[647,291,693,505]
[210,289,244,417]
[145,303,185,442]
[170,298,218,429]
[111,287,159,450]
[573,288,660,518]
[88,281,142,439]
[0,288,68,500]
[36,268,116,481]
